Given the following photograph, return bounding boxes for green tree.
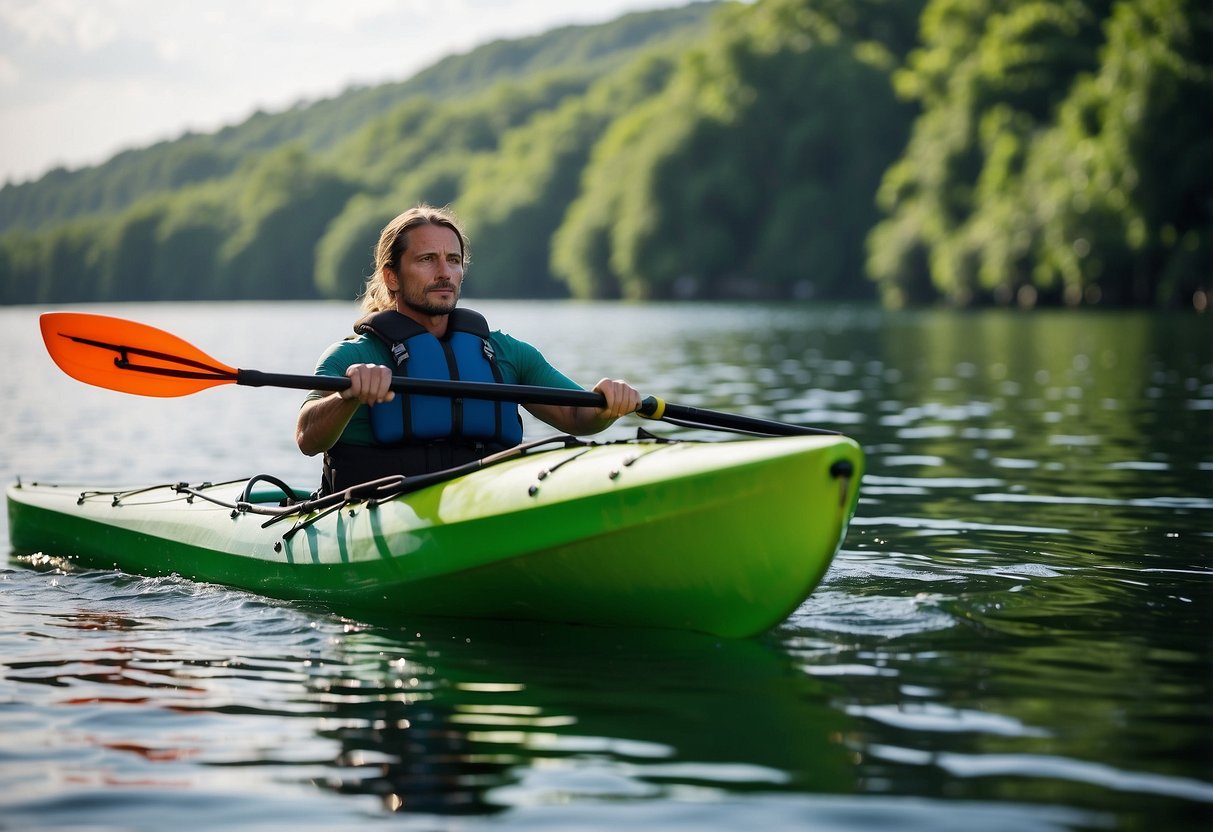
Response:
[458,103,598,298]
[867,0,1114,306]
[0,4,717,235]
[105,202,163,301]
[314,193,402,300]
[43,219,108,303]
[335,76,589,185]
[0,230,44,304]
[550,101,656,298]
[149,186,234,300]
[218,146,359,299]
[459,52,681,298]
[1024,0,1212,306]
[557,0,914,300]
[867,0,1210,308]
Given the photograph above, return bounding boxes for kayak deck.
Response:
[7,434,863,637]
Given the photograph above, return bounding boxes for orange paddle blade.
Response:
[40,312,239,398]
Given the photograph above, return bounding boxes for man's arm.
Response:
[525,378,640,435]
[495,334,640,436]
[296,363,395,456]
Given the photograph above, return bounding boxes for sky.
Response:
[0,0,704,186]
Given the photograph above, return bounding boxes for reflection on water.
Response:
[0,568,854,827]
[1,300,1210,831]
[311,621,851,815]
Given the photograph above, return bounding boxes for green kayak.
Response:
[6,433,862,637]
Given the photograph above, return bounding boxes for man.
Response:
[297,204,641,492]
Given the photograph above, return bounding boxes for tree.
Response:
[866,0,1210,308]
[556,0,914,299]
[105,202,163,301]
[314,194,402,300]
[867,0,1114,306]
[218,146,359,299]
[150,187,233,300]
[460,52,681,297]
[1024,0,1213,306]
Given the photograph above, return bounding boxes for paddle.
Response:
[39,312,838,437]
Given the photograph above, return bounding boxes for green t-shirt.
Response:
[306,329,582,446]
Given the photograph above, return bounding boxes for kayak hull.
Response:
[7,435,863,637]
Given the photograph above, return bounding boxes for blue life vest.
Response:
[355,308,524,448]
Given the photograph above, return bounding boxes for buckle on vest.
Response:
[391,343,409,365]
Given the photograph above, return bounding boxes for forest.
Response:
[0,0,1208,309]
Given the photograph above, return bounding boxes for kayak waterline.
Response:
[7,433,864,638]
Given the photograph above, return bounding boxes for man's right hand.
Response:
[339,363,395,405]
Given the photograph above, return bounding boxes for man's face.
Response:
[387,223,464,317]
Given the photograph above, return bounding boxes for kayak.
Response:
[6,433,863,638]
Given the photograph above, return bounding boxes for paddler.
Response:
[296,203,641,492]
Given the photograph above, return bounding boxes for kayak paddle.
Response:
[39,312,838,437]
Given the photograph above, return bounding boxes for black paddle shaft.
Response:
[236,369,837,437]
[237,369,607,408]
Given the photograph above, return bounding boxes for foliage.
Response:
[1023,0,1213,306]
[216,146,361,299]
[310,74,603,300]
[458,52,683,298]
[314,194,399,301]
[0,0,1207,309]
[552,0,917,299]
[868,0,1211,307]
[149,186,234,301]
[0,136,242,235]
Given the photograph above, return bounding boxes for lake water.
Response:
[2,300,1210,831]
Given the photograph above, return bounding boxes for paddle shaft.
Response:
[239,369,605,408]
[237,370,836,437]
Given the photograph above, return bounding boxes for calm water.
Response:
[2,300,1210,831]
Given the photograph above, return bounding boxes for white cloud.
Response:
[0,54,17,86]
[0,0,705,184]
[0,0,120,50]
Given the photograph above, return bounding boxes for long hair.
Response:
[359,204,470,315]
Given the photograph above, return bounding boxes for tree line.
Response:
[0,0,1208,309]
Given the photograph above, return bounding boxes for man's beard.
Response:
[403,283,460,315]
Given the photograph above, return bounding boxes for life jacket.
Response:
[322,308,523,492]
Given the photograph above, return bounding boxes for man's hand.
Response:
[339,363,395,405]
[592,378,641,420]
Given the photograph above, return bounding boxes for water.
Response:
[1,300,1210,831]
